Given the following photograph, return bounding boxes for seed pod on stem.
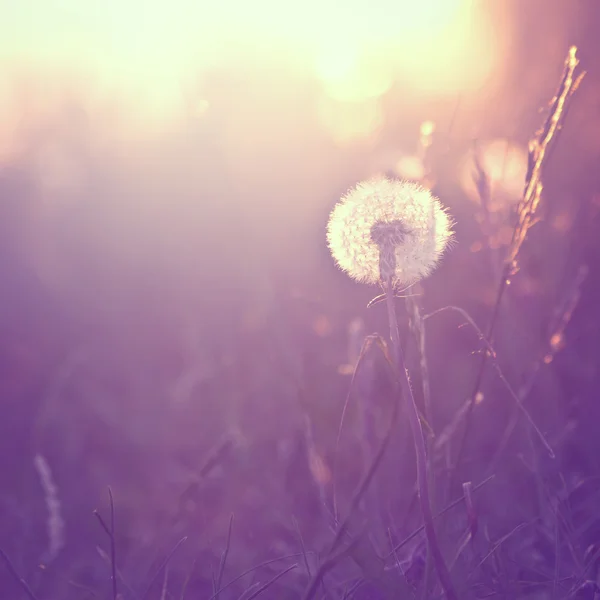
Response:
[327,176,457,600]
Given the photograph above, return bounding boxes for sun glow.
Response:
[0,0,500,150]
[310,0,498,142]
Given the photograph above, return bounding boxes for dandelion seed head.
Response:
[327,176,454,286]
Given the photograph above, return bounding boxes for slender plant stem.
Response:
[385,474,495,560]
[0,548,39,600]
[384,277,457,600]
[141,537,188,600]
[452,46,583,481]
[215,515,234,600]
[241,564,297,600]
[451,270,507,485]
[301,386,401,600]
[108,488,118,600]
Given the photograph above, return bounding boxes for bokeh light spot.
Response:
[460,139,528,210]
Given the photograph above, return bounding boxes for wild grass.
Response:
[0,44,596,600]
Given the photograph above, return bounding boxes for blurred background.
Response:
[1,0,600,598]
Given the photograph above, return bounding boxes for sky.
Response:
[0,0,500,121]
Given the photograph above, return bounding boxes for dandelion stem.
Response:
[384,276,457,600]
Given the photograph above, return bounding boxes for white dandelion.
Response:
[326,176,458,598]
[327,176,453,287]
